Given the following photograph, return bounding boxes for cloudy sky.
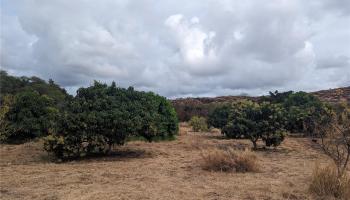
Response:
[1,0,349,98]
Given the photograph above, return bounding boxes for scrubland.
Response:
[1,124,345,200]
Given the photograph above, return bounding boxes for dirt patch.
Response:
[0,125,342,200]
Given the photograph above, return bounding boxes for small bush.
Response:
[189,116,208,132]
[200,148,259,172]
[309,165,350,199]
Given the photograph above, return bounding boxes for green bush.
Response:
[189,116,208,132]
[0,91,59,143]
[44,81,178,159]
[221,100,286,149]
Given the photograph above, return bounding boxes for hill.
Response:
[171,87,350,121]
[311,87,350,103]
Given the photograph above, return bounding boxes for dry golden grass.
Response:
[309,164,350,199]
[0,124,347,200]
[200,148,259,172]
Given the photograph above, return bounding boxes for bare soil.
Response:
[0,124,343,200]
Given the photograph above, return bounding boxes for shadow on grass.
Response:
[46,148,154,164]
[203,135,231,140]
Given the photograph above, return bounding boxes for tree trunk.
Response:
[252,140,257,150]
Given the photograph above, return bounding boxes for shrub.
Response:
[314,105,349,179]
[189,116,208,132]
[222,100,286,149]
[309,165,350,199]
[200,148,259,172]
[0,91,59,143]
[44,81,178,159]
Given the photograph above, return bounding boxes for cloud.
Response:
[1,0,349,97]
[317,55,350,69]
[165,14,218,75]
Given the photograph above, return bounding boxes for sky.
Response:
[0,0,349,98]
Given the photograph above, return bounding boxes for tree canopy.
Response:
[44,81,178,159]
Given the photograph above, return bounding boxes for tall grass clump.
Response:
[200,148,259,173]
[309,165,350,199]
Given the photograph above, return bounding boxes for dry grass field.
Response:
[0,124,345,200]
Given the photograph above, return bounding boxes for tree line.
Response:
[0,71,179,159]
[203,91,347,149]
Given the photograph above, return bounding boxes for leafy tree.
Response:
[1,91,59,143]
[263,90,332,135]
[208,104,231,129]
[222,101,286,149]
[44,81,178,159]
[189,116,208,132]
[260,90,293,104]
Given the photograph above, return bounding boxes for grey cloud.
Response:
[317,55,350,69]
[1,0,349,97]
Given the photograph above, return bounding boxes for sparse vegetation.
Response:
[313,101,350,175]
[0,116,349,199]
[308,102,350,199]
[200,148,259,172]
[309,164,350,199]
[1,70,349,199]
[189,116,208,132]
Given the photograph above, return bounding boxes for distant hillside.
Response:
[171,96,258,122]
[171,86,350,121]
[311,87,350,103]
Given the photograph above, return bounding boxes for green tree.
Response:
[208,104,231,129]
[0,70,69,104]
[44,81,178,159]
[263,90,332,135]
[222,101,286,149]
[1,91,59,143]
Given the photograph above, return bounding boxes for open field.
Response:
[0,124,345,200]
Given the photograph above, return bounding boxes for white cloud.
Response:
[165,14,218,73]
